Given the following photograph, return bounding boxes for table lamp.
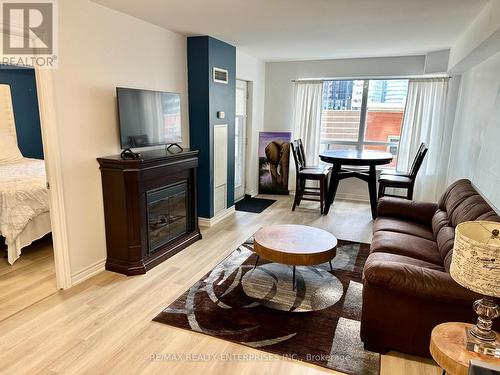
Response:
[450,221,500,346]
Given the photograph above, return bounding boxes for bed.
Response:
[0,84,51,264]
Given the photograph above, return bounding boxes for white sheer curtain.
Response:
[397,78,450,202]
[292,82,324,165]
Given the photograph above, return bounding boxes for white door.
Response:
[214,124,228,214]
[234,80,247,202]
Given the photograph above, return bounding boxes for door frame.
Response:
[35,68,72,289]
[235,79,248,201]
[234,114,246,202]
[1,25,72,289]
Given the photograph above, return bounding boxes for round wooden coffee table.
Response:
[253,224,338,290]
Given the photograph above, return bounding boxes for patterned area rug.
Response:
[153,237,379,375]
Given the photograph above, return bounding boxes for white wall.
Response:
[263,55,426,199]
[236,50,266,196]
[447,51,500,209]
[448,0,500,73]
[424,49,450,74]
[52,0,188,279]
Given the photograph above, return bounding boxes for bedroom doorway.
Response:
[0,68,58,321]
[0,27,71,299]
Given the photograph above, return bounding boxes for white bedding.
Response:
[0,158,50,264]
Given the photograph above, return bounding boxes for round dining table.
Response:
[319,149,393,219]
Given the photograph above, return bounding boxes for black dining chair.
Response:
[296,139,333,173]
[378,142,428,200]
[296,139,321,169]
[291,140,330,214]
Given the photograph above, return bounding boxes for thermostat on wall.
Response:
[217,111,225,119]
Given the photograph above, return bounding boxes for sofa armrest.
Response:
[363,258,479,305]
[377,197,438,224]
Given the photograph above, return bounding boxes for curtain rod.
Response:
[291,74,452,83]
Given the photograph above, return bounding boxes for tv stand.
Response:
[97,149,201,275]
[166,143,183,152]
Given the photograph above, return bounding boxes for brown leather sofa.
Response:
[360,179,500,358]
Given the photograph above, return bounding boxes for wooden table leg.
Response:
[367,165,378,220]
[324,163,341,215]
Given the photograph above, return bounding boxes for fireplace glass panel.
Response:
[147,182,188,253]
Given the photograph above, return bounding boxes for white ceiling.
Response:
[91,0,489,61]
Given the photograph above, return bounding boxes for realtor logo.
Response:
[1,0,58,68]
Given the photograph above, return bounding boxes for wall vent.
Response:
[213,67,228,84]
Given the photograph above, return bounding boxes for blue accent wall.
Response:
[0,66,43,159]
[209,37,236,209]
[188,36,236,218]
[188,37,213,218]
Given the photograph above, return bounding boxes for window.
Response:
[387,136,400,156]
[320,79,408,168]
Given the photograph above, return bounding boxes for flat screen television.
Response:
[117,87,182,149]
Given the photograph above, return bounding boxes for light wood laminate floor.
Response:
[0,236,57,322]
[0,197,440,375]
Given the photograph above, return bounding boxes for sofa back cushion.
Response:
[433,179,500,271]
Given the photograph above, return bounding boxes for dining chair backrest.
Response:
[408,143,424,175]
[291,140,304,172]
[296,139,307,166]
[409,142,428,179]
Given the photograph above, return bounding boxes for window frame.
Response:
[320,79,406,164]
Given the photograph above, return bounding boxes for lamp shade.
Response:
[450,221,500,298]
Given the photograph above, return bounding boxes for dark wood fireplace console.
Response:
[97,149,201,276]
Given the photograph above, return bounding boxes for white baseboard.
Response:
[198,206,236,227]
[71,258,106,286]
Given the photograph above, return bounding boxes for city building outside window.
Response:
[320,79,409,168]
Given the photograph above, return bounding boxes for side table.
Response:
[430,322,500,375]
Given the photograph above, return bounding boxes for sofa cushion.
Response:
[373,217,434,241]
[433,179,500,267]
[436,226,455,271]
[431,209,449,237]
[371,231,442,265]
[438,179,500,226]
[438,179,475,212]
[364,252,444,271]
[449,194,500,226]
[377,197,438,225]
[443,251,453,273]
[363,252,479,304]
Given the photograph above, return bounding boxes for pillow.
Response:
[0,130,23,163]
